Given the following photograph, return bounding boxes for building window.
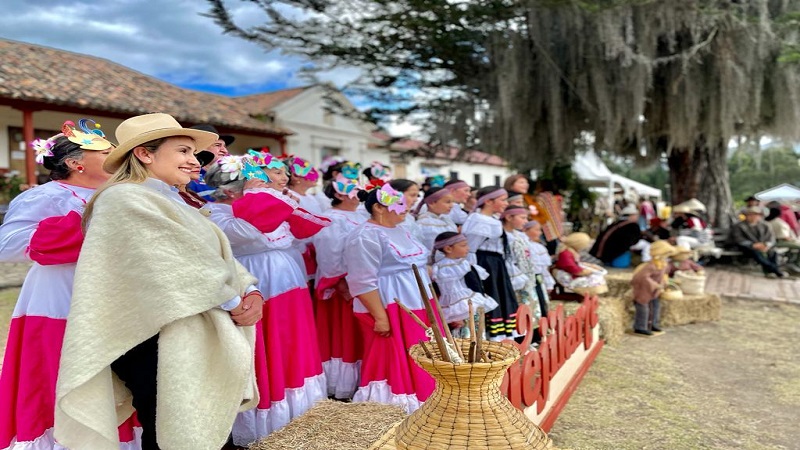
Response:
[320,146,341,161]
[323,110,335,126]
[449,171,459,181]
[473,173,481,188]
[494,175,501,186]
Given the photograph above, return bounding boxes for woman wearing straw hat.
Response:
[553,232,608,296]
[668,245,704,277]
[0,119,144,450]
[55,113,264,450]
[631,240,676,336]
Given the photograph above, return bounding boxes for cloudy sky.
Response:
[0,0,361,95]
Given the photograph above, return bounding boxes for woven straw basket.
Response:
[660,284,684,301]
[673,270,705,295]
[395,340,552,449]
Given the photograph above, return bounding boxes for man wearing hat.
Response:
[732,206,785,277]
[590,204,651,265]
[186,124,235,201]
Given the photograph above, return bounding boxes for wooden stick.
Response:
[467,299,476,344]
[394,298,429,330]
[412,264,450,362]
[419,340,434,359]
[476,306,486,362]
[467,341,477,363]
[429,283,464,359]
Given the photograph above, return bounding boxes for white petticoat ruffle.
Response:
[322,358,362,399]
[285,372,328,419]
[440,293,499,323]
[232,400,291,447]
[5,427,142,450]
[352,380,422,414]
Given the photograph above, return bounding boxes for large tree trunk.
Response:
[667,141,733,230]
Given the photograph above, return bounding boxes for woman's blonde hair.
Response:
[82,138,167,230]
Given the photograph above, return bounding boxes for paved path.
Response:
[0,263,30,289]
[704,267,800,304]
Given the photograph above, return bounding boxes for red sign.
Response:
[500,295,600,414]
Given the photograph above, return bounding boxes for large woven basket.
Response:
[673,270,705,295]
[660,284,684,301]
[395,340,552,449]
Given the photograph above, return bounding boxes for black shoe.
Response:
[651,326,662,332]
[776,271,787,278]
[634,329,653,336]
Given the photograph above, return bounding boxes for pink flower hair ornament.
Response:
[377,183,407,214]
[31,138,55,165]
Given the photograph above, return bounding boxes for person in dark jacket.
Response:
[732,206,785,277]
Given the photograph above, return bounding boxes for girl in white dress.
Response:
[461,186,519,341]
[430,232,498,338]
[415,187,457,254]
[523,221,555,318]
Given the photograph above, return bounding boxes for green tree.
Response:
[207,0,800,227]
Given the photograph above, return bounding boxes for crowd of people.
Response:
[0,114,572,450]
[0,113,796,450]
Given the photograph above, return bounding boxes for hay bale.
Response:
[604,270,634,299]
[550,297,628,346]
[251,400,406,450]
[660,292,722,327]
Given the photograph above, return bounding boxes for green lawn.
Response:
[0,288,20,367]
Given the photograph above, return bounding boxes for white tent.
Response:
[572,151,662,203]
[755,183,800,202]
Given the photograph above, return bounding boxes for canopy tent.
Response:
[755,183,800,202]
[572,151,663,213]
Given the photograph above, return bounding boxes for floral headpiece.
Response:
[286,155,319,182]
[369,161,391,181]
[333,173,360,199]
[247,148,285,170]
[340,161,361,180]
[429,175,446,188]
[377,183,406,214]
[31,119,113,165]
[218,155,271,182]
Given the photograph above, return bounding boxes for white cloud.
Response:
[0,0,318,92]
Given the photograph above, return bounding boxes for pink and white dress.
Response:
[313,209,366,399]
[0,182,141,450]
[208,188,329,445]
[344,222,437,413]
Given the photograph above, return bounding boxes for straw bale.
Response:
[551,296,629,346]
[250,400,406,450]
[604,270,634,299]
[660,292,722,327]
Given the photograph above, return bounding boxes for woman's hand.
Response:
[231,291,264,326]
[374,317,392,337]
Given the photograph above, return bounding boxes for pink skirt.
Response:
[315,278,363,399]
[0,315,141,450]
[262,286,326,418]
[353,303,436,413]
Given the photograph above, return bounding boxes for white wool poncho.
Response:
[55,182,259,450]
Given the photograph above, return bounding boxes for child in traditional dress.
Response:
[523,221,555,318]
[462,186,520,341]
[313,175,367,399]
[553,232,608,295]
[415,186,457,253]
[501,206,536,309]
[430,232,499,338]
[631,240,676,335]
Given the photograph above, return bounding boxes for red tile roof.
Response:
[0,39,292,136]
[237,86,312,114]
[372,133,508,167]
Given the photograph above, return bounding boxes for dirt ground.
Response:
[548,296,800,450]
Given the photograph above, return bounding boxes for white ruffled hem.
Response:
[5,427,142,450]
[322,358,362,399]
[352,380,421,414]
[285,372,328,419]
[441,293,499,323]
[232,400,291,447]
